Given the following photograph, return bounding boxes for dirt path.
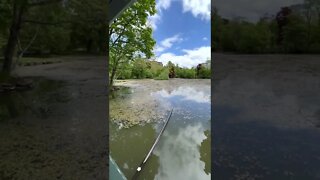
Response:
[0,56,108,179]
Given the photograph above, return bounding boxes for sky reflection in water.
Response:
[110,81,211,180]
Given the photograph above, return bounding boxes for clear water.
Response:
[110,80,211,180]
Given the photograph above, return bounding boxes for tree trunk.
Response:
[13,27,39,70]
[109,56,121,88]
[2,3,25,74]
[109,66,117,88]
[86,38,93,53]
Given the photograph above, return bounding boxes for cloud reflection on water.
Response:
[153,123,210,180]
[153,86,210,104]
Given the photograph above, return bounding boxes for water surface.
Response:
[110,79,211,180]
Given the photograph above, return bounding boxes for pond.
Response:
[212,54,320,179]
[0,78,69,122]
[0,76,108,179]
[110,79,211,180]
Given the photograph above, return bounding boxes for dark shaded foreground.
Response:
[213,54,320,179]
[0,57,108,179]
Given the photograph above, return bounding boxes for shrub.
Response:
[145,69,153,78]
[176,68,196,79]
[131,59,147,79]
[154,68,169,80]
[117,68,132,79]
[197,68,211,79]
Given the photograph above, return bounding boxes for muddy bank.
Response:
[110,79,210,128]
[0,56,108,179]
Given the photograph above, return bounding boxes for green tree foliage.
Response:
[149,61,163,77]
[166,61,175,78]
[213,1,320,54]
[282,14,309,53]
[67,0,107,53]
[197,68,211,79]
[1,0,107,73]
[132,58,148,79]
[109,0,156,86]
[115,58,211,80]
[154,68,169,80]
[0,0,11,50]
[116,60,132,79]
[17,0,107,55]
[116,58,169,80]
[176,66,196,79]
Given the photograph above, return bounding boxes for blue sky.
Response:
[147,0,211,68]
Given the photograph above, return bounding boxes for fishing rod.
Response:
[131,108,174,180]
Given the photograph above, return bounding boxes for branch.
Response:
[109,11,138,47]
[22,19,72,26]
[109,28,114,37]
[20,27,40,57]
[116,39,129,44]
[28,0,63,7]
[13,27,40,69]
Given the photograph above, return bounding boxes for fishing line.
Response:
[131,108,174,180]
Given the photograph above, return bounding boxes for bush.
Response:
[154,68,169,80]
[131,59,147,79]
[149,61,163,77]
[117,68,132,79]
[198,68,211,79]
[145,69,153,78]
[176,68,196,79]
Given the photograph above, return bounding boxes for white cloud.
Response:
[157,46,210,68]
[154,123,210,179]
[156,87,210,103]
[147,13,161,30]
[157,0,172,10]
[155,34,183,53]
[161,34,183,48]
[182,0,211,21]
[148,0,211,30]
[147,0,173,30]
[202,37,208,41]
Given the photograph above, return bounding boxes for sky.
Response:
[147,0,211,68]
[214,0,303,22]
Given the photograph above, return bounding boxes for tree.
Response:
[276,7,292,45]
[2,0,65,74]
[109,0,156,87]
[167,61,175,78]
[132,58,147,79]
[0,0,11,50]
[1,0,107,74]
[282,14,308,53]
[67,0,107,53]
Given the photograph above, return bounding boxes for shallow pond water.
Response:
[0,78,68,121]
[110,79,211,180]
[212,54,320,179]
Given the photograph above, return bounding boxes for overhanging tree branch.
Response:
[109,11,138,47]
[22,19,72,26]
[13,26,40,69]
[28,0,63,7]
